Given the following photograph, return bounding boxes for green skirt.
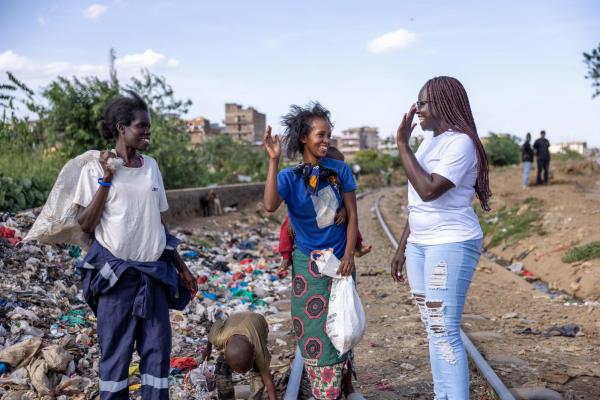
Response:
[291,249,347,367]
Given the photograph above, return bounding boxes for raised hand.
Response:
[263,125,281,160]
[396,104,417,147]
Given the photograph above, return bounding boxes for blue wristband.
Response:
[97,178,112,187]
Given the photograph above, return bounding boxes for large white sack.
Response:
[23,150,101,248]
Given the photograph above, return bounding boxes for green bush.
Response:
[476,197,544,248]
[352,149,397,174]
[562,241,600,263]
[553,149,583,161]
[484,133,521,166]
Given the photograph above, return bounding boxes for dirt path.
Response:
[351,189,494,399]
[377,186,600,399]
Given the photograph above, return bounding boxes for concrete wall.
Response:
[164,182,264,223]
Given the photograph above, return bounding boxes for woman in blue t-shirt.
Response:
[263,102,359,400]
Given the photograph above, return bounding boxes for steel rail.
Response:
[373,193,515,400]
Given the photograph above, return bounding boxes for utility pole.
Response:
[109,48,118,89]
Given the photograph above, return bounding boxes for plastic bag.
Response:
[311,249,366,355]
[326,276,366,355]
[311,248,341,278]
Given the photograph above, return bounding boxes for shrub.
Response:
[562,241,600,263]
[484,133,521,166]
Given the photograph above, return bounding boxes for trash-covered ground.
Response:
[0,210,296,399]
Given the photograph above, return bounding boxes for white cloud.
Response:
[115,49,179,69]
[0,50,28,70]
[367,28,417,54]
[83,4,107,21]
[37,14,48,26]
[0,49,179,83]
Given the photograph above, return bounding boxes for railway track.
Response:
[372,192,515,400]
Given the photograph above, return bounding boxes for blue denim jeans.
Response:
[405,239,482,400]
[522,161,532,187]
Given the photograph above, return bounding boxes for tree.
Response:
[43,76,118,157]
[583,43,600,98]
[484,133,521,166]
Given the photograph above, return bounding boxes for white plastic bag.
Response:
[311,248,341,278]
[311,249,367,355]
[326,276,366,355]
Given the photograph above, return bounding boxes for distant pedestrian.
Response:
[533,130,551,185]
[521,132,534,188]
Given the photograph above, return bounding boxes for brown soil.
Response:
[483,159,600,300]
[372,159,600,399]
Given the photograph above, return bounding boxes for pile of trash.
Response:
[0,210,295,399]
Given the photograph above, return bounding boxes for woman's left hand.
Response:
[179,266,198,296]
[337,255,355,277]
[396,104,418,147]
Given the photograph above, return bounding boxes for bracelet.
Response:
[97,178,112,187]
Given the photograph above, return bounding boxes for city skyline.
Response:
[1,0,599,146]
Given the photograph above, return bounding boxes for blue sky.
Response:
[1,0,599,146]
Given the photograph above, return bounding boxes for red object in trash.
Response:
[170,357,198,371]
[244,266,254,273]
[240,258,253,265]
[196,275,208,284]
[277,270,289,278]
[0,226,21,246]
[232,271,245,281]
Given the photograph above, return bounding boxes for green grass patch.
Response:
[562,241,600,263]
[475,197,544,249]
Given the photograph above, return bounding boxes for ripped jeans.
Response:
[405,239,482,400]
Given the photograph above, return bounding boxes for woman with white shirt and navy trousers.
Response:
[75,91,198,400]
[390,76,492,400]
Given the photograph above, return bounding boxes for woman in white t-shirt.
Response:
[74,91,197,399]
[390,76,492,399]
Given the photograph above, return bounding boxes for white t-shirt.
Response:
[407,131,483,245]
[73,155,169,261]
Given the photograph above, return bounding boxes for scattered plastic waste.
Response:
[0,209,294,398]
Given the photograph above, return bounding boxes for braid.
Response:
[425,76,492,211]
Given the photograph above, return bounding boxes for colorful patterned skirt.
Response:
[291,249,347,367]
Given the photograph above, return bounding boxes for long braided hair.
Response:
[425,76,492,211]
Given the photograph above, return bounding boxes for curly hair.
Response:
[98,90,148,140]
[281,102,333,159]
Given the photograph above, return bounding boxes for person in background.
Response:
[533,130,551,185]
[521,132,534,188]
[202,312,276,400]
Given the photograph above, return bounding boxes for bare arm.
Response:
[76,151,115,233]
[263,126,283,212]
[260,369,277,400]
[396,105,454,201]
[337,191,358,276]
[390,220,410,282]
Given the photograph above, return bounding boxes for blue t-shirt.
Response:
[277,157,357,258]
